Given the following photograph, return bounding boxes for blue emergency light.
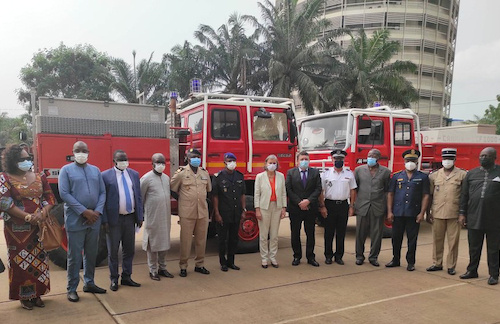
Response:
[169,91,178,99]
[190,79,202,93]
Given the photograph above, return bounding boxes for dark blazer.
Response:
[285,167,322,214]
[102,167,144,226]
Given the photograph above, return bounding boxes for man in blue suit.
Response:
[102,150,143,291]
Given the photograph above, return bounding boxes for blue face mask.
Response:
[190,157,201,168]
[18,160,33,172]
[299,160,309,169]
[367,157,377,167]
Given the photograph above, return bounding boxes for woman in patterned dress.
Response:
[0,144,56,310]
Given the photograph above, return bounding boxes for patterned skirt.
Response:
[4,220,50,300]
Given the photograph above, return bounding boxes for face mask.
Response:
[267,163,277,171]
[299,160,309,169]
[74,153,88,164]
[367,157,377,167]
[334,160,344,169]
[480,157,494,168]
[405,161,417,171]
[226,161,237,171]
[190,157,201,168]
[442,160,454,169]
[116,161,129,170]
[154,163,165,173]
[18,160,33,172]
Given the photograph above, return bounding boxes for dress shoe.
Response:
[292,258,300,266]
[83,284,107,294]
[426,265,443,272]
[271,262,279,268]
[67,291,79,302]
[261,264,268,269]
[110,281,119,291]
[221,265,228,272]
[158,269,174,278]
[180,269,187,277]
[325,257,333,265]
[149,272,161,281]
[385,260,400,268]
[20,300,33,310]
[488,276,499,285]
[194,266,210,275]
[307,259,320,267]
[121,278,141,287]
[355,259,364,265]
[407,264,416,271]
[369,260,380,267]
[335,258,344,265]
[32,297,45,308]
[228,264,240,270]
[447,268,456,275]
[459,271,478,279]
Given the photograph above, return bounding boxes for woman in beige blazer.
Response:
[254,155,287,268]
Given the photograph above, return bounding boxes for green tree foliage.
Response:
[323,29,418,109]
[245,0,331,114]
[17,43,113,112]
[110,52,168,105]
[0,114,30,147]
[468,95,500,134]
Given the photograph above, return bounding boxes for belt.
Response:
[119,212,135,216]
[326,199,347,204]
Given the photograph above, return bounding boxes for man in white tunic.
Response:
[140,153,173,280]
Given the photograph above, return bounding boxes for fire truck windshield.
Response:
[300,115,348,151]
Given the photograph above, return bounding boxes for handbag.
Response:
[38,213,64,251]
[0,258,5,273]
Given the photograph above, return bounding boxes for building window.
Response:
[394,122,412,146]
[211,109,240,140]
[188,110,203,134]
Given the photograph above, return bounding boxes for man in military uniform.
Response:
[171,148,212,277]
[426,148,466,275]
[212,152,246,272]
[319,150,357,265]
[459,147,500,285]
[386,149,430,271]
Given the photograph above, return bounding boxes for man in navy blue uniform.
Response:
[386,149,430,271]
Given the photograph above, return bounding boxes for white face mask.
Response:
[267,163,277,171]
[226,161,237,171]
[405,161,417,171]
[74,153,88,164]
[442,160,454,169]
[154,163,166,173]
[116,161,129,170]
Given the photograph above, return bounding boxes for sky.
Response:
[0,0,499,122]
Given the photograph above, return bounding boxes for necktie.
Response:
[301,170,307,188]
[122,172,133,213]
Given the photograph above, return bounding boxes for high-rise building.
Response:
[295,0,460,127]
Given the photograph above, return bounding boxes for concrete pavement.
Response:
[1,217,499,324]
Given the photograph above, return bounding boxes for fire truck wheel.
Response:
[237,195,259,253]
[48,204,108,269]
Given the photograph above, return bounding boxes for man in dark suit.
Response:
[102,150,143,291]
[285,151,322,267]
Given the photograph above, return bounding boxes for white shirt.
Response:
[115,167,135,214]
[321,167,357,200]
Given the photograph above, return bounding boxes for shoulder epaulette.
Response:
[175,167,185,173]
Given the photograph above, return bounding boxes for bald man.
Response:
[59,141,107,302]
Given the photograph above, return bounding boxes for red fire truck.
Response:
[297,106,500,236]
[34,94,298,267]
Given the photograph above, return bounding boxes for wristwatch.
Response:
[24,214,32,222]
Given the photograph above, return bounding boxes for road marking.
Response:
[275,282,467,324]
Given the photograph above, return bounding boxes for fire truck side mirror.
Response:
[289,121,297,144]
[176,129,191,137]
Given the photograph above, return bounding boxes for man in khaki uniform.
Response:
[171,148,212,277]
[426,148,467,275]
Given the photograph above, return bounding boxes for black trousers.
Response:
[466,229,500,278]
[391,216,420,265]
[216,221,239,266]
[289,209,316,260]
[324,200,349,259]
[106,213,136,282]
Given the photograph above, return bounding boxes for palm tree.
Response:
[195,13,263,95]
[110,52,168,105]
[245,0,331,114]
[322,29,418,109]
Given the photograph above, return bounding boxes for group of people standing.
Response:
[1,141,500,311]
